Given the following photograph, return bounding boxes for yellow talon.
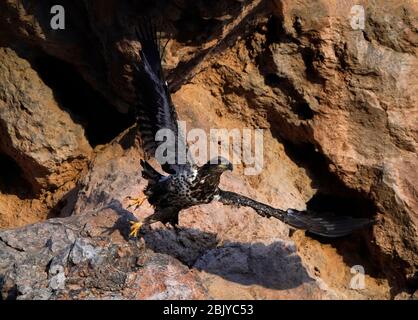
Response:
[126,195,147,210]
[129,221,143,237]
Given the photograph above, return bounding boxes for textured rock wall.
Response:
[0,0,417,298]
[271,0,418,284]
[0,47,92,227]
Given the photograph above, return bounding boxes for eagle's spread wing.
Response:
[133,19,190,174]
[217,189,373,238]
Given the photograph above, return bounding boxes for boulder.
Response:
[0,203,334,300]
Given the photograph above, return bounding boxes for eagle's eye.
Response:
[208,157,233,171]
[217,162,233,171]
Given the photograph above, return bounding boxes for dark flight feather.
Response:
[133,18,190,174]
[217,190,373,237]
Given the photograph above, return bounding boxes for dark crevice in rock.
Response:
[334,42,350,71]
[292,16,303,35]
[48,186,80,219]
[29,53,135,147]
[306,193,374,220]
[174,8,225,45]
[0,235,25,252]
[265,14,299,46]
[258,19,315,121]
[0,116,48,196]
[406,273,418,294]
[0,276,17,301]
[265,107,313,144]
[264,73,314,120]
[169,0,245,46]
[282,142,375,219]
[299,46,326,85]
[0,152,34,199]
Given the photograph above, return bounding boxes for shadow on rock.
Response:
[103,199,138,241]
[143,226,314,290]
[193,240,315,290]
[108,199,315,291]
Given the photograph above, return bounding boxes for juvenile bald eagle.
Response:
[128,20,373,238]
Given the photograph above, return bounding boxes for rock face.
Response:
[0,47,92,191]
[272,0,418,285]
[0,47,92,228]
[0,0,417,299]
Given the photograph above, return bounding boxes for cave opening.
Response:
[0,152,34,200]
[29,54,135,147]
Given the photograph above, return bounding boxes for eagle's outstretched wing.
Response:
[217,189,373,238]
[133,19,190,174]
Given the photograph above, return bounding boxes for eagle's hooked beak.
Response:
[219,162,233,171]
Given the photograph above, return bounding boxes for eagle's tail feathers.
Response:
[284,209,374,238]
[217,189,373,238]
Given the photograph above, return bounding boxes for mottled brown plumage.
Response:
[140,158,232,226]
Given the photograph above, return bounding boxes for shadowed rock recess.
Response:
[0,0,417,300]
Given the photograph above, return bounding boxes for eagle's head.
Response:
[207,156,233,172]
[198,157,233,181]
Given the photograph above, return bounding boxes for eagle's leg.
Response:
[126,194,147,210]
[129,220,143,237]
[129,215,158,238]
[164,222,180,232]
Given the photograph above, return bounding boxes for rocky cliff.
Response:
[0,0,417,299]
